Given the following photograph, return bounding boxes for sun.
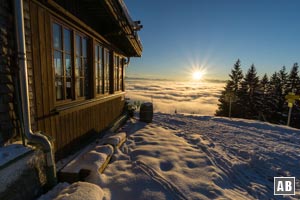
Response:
[192,70,204,81]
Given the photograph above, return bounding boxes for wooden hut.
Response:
[0,0,142,160]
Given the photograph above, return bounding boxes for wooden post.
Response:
[229,97,232,118]
[285,92,300,127]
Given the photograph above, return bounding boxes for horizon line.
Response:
[125,76,227,83]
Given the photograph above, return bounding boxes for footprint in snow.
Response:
[160,161,174,171]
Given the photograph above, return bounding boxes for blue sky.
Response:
[124,0,300,80]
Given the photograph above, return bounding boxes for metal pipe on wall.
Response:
[13,0,57,187]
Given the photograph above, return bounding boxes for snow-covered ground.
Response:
[39,113,300,200]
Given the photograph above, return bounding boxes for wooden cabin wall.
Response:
[0,0,20,145]
[27,1,125,160]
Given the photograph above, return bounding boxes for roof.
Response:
[51,0,143,57]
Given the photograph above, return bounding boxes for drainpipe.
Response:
[14,0,57,188]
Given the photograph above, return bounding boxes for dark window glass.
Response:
[95,44,103,94]
[82,38,87,57]
[64,29,71,53]
[66,77,72,99]
[76,35,81,56]
[55,77,63,100]
[75,57,80,77]
[54,51,62,76]
[53,24,61,50]
[65,54,72,76]
[75,34,89,98]
[104,49,110,93]
[53,23,72,100]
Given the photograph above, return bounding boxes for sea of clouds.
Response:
[125,78,225,116]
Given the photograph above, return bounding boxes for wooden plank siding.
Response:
[28,1,126,160]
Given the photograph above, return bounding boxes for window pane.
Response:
[95,78,99,93]
[64,29,71,53]
[119,66,122,90]
[53,24,61,50]
[76,78,81,97]
[95,46,99,61]
[84,58,89,96]
[85,78,89,96]
[76,35,81,56]
[82,38,87,57]
[99,46,103,62]
[65,54,72,76]
[84,58,88,77]
[98,63,102,79]
[95,63,98,80]
[105,50,110,66]
[54,51,63,76]
[55,77,63,100]
[75,57,81,77]
[80,79,85,97]
[66,77,72,99]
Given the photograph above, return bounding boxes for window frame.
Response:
[113,53,124,92]
[51,17,126,109]
[51,20,90,104]
[103,48,110,94]
[94,42,104,96]
[52,21,73,104]
[74,32,89,99]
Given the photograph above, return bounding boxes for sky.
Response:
[124,0,300,81]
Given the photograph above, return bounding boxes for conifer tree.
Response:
[215,81,234,116]
[236,64,260,118]
[229,59,244,93]
[265,67,288,124]
[216,61,300,127]
[256,74,269,121]
[287,63,300,128]
[287,63,300,93]
[216,59,243,117]
[278,66,289,123]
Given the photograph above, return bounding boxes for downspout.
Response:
[14,0,57,188]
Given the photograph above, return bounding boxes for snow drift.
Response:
[39,113,300,199]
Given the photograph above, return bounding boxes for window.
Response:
[118,58,123,91]
[52,21,124,103]
[103,49,110,94]
[75,34,88,98]
[53,23,72,101]
[114,55,119,91]
[113,54,123,92]
[52,22,89,102]
[95,44,103,94]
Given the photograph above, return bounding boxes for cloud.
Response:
[125,79,225,116]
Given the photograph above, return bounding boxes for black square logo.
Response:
[274,177,295,195]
